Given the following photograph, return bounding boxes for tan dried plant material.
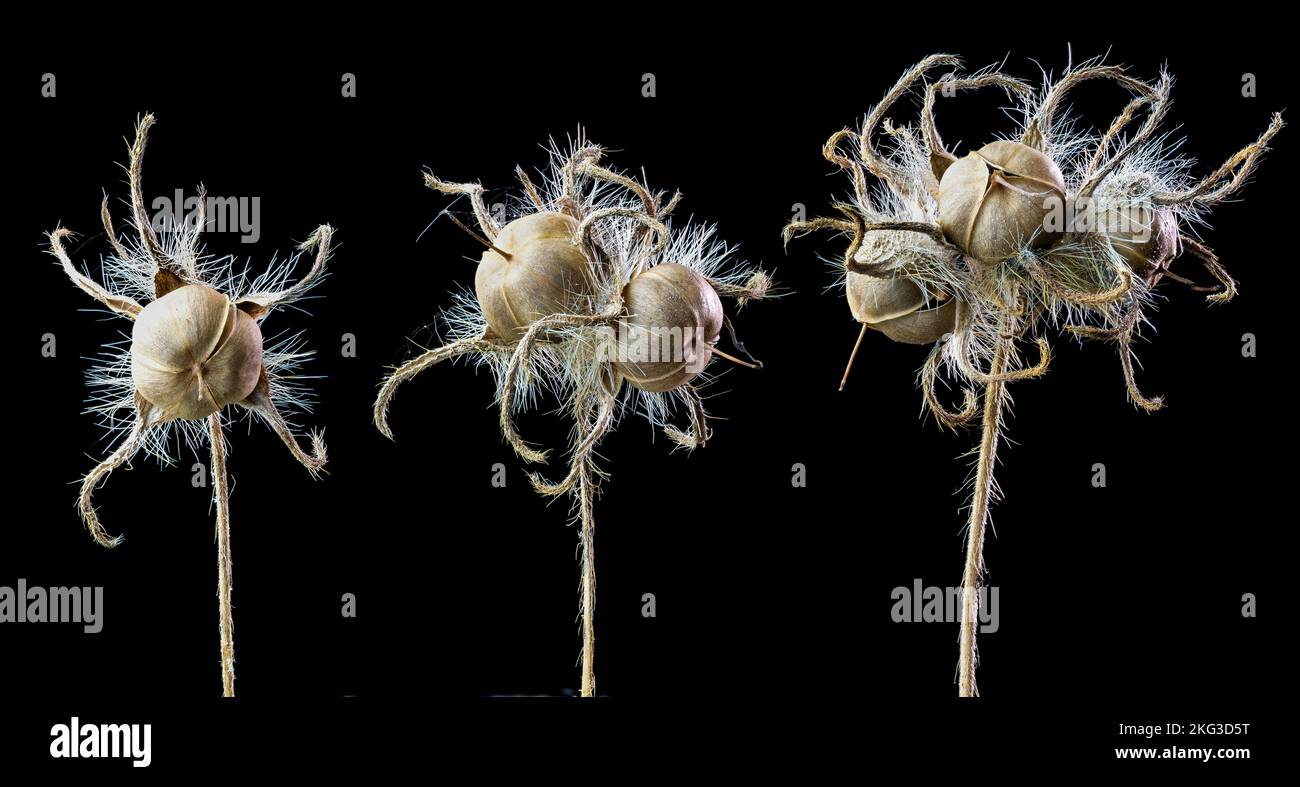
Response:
[785,54,1283,696]
[47,114,335,697]
[374,134,772,696]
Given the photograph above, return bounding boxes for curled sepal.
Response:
[663,385,713,451]
[707,271,773,307]
[1067,311,1165,412]
[47,228,142,319]
[126,113,196,293]
[528,393,617,497]
[373,334,511,441]
[921,345,978,430]
[78,393,168,547]
[955,332,1053,384]
[239,370,327,477]
[1180,237,1237,305]
[235,225,335,320]
[500,312,617,464]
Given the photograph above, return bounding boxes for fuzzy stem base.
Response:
[209,414,236,698]
[959,313,1017,697]
[579,466,597,698]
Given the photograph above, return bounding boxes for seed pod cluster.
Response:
[132,285,265,420]
[376,139,772,697]
[787,53,1284,700]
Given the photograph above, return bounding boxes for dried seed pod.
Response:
[938,140,1066,263]
[475,211,595,340]
[614,263,723,392]
[1107,204,1179,285]
[846,274,956,344]
[874,299,958,344]
[847,274,925,323]
[131,284,264,420]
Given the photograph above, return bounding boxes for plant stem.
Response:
[578,462,597,698]
[209,413,236,698]
[959,319,1012,698]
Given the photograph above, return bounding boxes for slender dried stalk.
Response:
[209,414,236,698]
[959,315,1013,698]
[578,461,597,697]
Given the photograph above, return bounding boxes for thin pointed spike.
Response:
[840,323,870,391]
[423,173,500,240]
[445,211,512,259]
[707,345,761,370]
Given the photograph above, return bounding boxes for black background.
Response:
[2,32,1290,766]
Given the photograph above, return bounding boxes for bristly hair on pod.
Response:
[81,210,328,464]
[381,131,772,454]
[787,52,1282,417]
[374,130,774,697]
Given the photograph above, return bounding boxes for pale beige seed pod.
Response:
[131,284,264,421]
[938,140,1066,263]
[475,211,596,340]
[846,274,957,345]
[1107,204,1179,285]
[615,263,724,393]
